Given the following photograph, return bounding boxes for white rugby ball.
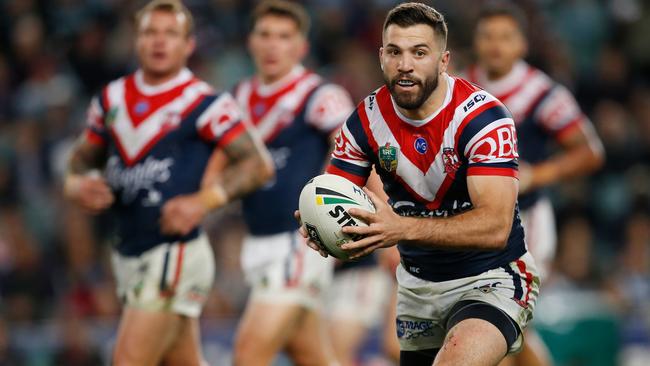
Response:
[298,174,376,260]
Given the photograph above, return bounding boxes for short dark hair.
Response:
[251,0,310,36]
[383,2,448,50]
[135,0,194,36]
[477,1,529,36]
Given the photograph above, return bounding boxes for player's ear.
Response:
[379,47,384,71]
[185,36,196,58]
[439,50,450,74]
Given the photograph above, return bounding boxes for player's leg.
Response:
[113,307,182,366]
[234,231,335,366]
[498,329,552,366]
[160,316,207,366]
[233,301,304,365]
[434,317,508,366]
[285,307,338,366]
[326,267,393,366]
[383,285,400,364]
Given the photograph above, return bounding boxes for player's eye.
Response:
[388,49,400,56]
[415,50,426,57]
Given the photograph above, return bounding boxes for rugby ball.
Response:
[298,174,376,260]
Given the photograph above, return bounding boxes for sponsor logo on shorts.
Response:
[473,282,502,294]
[396,318,436,340]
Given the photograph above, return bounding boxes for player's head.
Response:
[134,0,195,79]
[474,1,528,77]
[249,0,309,83]
[380,3,450,110]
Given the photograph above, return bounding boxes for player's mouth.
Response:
[394,78,419,91]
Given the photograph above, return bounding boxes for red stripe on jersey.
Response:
[467,166,518,178]
[124,75,197,127]
[357,102,379,154]
[552,115,584,140]
[453,100,502,149]
[494,68,537,102]
[516,259,534,306]
[216,122,246,148]
[85,129,106,146]
[428,173,456,209]
[327,164,368,187]
[375,86,457,174]
[263,81,320,143]
[101,86,110,113]
[248,71,315,126]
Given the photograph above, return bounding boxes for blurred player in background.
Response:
[300,3,540,365]
[324,172,397,366]
[227,1,353,365]
[467,2,604,365]
[63,1,274,365]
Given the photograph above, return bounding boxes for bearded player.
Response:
[466,3,604,365]
[64,1,273,365]
[228,1,354,365]
[299,3,541,365]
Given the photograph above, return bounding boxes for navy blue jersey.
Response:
[234,66,353,235]
[85,68,246,256]
[467,61,594,210]
[327,75,527,282]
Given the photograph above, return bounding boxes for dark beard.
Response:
[384,72,439,110]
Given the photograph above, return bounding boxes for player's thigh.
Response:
[434,317,507,366]
[286,309,337,366]
[113,307,182,366]
[161,316,206,366]
[234,301,305,357]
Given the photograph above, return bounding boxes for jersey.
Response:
[234,65,353,236]
[85,68,246,256]
[466,61,593,210]
[328,74,526,282]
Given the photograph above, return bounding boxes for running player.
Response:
[229,1,353,365]
[63,1,273,365]
[467,3,604,365]
[298,3,540,365]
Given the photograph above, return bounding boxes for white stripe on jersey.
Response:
[196,92,241,138]
[239,74,322,141]
[107,78,212,162]
[502,71,551,122]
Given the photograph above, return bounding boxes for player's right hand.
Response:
[294,210,329,258]
[64,174,115,214]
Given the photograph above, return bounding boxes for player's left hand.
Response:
[340,187,402,259]
[160,193,209,236]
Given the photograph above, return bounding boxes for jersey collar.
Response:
[134,67,193,96]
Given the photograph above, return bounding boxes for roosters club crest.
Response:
[442,148,461,173]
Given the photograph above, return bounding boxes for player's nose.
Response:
[397,55,414,73]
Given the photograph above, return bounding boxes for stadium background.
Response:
[0,0,648,365]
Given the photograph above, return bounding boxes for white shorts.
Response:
[396,252,539,354]
[520,197,556,279]
[111,234,215,318]
[241,230,334,310]
[326,266,394,328]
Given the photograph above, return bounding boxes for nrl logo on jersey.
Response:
[379,142,398,172]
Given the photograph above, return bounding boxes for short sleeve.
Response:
[461,104,519,178]
[196,92,247,147]
[305,84,354,134]
[534,85,587,139]
[84,95,108,145]
[326,110,372,186]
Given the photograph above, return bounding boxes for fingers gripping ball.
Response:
[298,174,376,260]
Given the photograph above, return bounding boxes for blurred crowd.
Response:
[0,0,648,365]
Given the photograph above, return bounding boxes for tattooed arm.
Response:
[64,136,114,214]
[160,128,274,235]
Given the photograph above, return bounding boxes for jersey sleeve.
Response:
[460,103,519,178]
[84,94,109,145]
[196,92,247,147]
[534,84,588,139]
[326,109,372,186]
[305,84,355,134]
